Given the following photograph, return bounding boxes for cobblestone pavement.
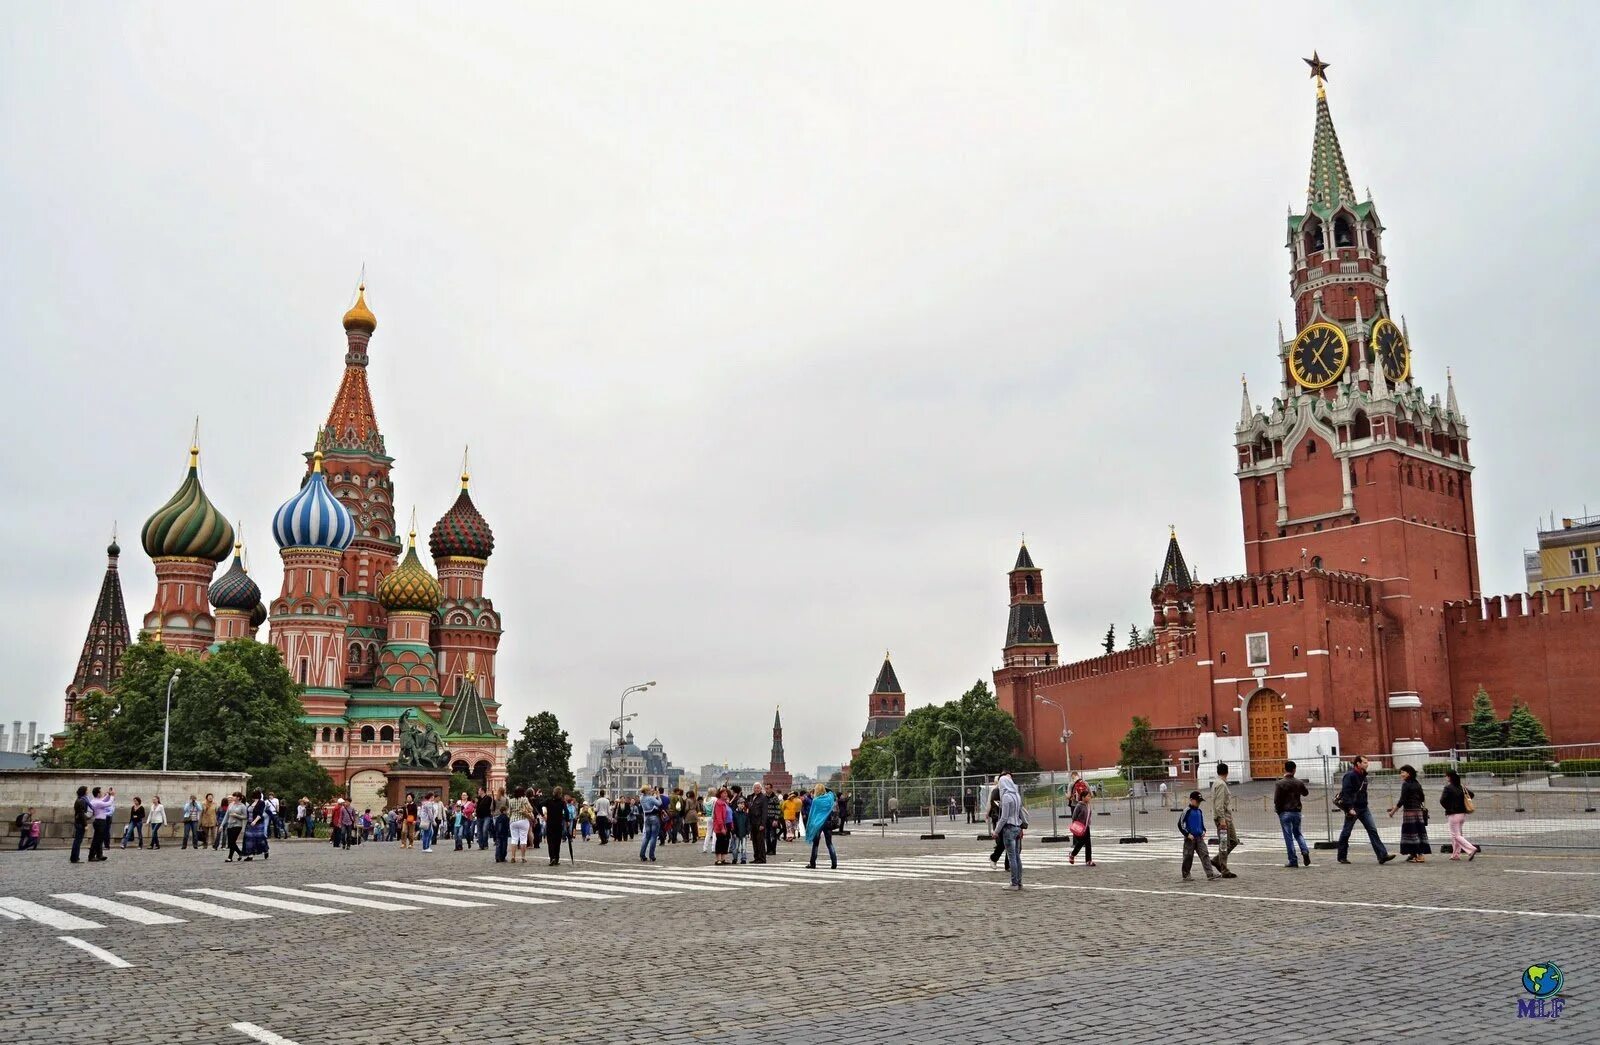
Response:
[2,810,1597,1044]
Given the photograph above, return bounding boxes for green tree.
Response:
[42,638,311,772]
[447,771,478,801]
[1127,623,1141,649]
[247,753,337,805]
[1463,686,1503,751]
[845,681,1037,781]
[1504,701,1552,760]
[1118,716,1166,779]
[505,711,575,793]
[1102,625,1115,655]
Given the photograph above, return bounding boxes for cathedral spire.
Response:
[1446,367,1461,417]
[1304,53,1357,210]
[321,281,385,456]
[64,531,133,725]
[1158,526,1193,589]
[1239,373,1253,427]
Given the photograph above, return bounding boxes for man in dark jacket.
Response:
[747,784,769,863]
[1336,755,1396,865]
[1273,760,1311,868]
[543,787,568,866]
[475,790,493,850]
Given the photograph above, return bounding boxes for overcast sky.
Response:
[3,4,1596,777]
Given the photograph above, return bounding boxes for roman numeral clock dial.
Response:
[1369,316,1411,383]
[1289,322,1350,390]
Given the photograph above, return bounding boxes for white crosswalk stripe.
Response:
[476,874,675,896]
[561,871,736,892]
[0,897,104,931]
[187,889,348,915]
[427,877,643,901]
[119,891,268,921]
[633,868,791,888]
[248,886,420,911]
[52,893,186,926]
[364,880,558,905]
[305,883,490,908]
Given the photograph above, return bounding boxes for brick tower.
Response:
[62,531,132,725]
[764,707,793,792]
[1150,527,1197,661]
[993,541,1059,756]
[429,456,504,717]
[140,443,235,653]
[270,449,357,713]
[1236,54,1478,756]
[315,284,401,690]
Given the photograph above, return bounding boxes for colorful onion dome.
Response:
[272,451,356,551]
[429,470,495,561]
[342,283,377,333]
[378,530,443,612]
[141,446,235,562]
[208,543,261,611]
[249,602,268,630]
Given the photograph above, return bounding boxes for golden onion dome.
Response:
[377,531,442,613]
[342,283,377,333]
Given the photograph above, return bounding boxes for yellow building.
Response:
[1526,514,1600,593]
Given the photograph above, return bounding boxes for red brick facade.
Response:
[994,78,1600,777]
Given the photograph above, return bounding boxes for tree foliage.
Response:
[847,680,1038,781]
[1118,716,1166,778]
[1102,625,1115,655]
[505,711,575,793]
[448,771,478,801]
[1505,701,1552,760]
[42,638,311,773]
[1464,686,1502,750]
[246,754,337,804]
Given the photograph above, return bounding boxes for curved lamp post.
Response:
[162,667,183,772]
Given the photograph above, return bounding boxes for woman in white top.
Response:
[507,787,535,863]
[149,796,167,850]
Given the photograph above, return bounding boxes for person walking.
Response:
[639,786,662,863]
[1179,790,1220,882]
[1388,765,1431,863]
[492,786,511,863]
[544,787,569,866]
[987,781,1008,869]
[120,796,146,849]
[180,795,201,849]
[1067,789,1094,867]
[475,790,493,850]
[1336,755,1397,865]
[782,791,800,841]
[148,796,167,849]
[88,786,115,862]
[805,784,839,870]
[766,786,782,857]
[401,793,419,850]
[507,787,534,863]
[19,812,40,851]
[963,787,977,825]
[593,789,612,845]
[70,786,92,863]
[197,793,216,851]
[994,772,1026,889]
[1439,770,1479,861]
[242,791,270,861]
[711,787,733,865]
[1273,761,1312,868]
[329,799,347,849]
[1210,763,1239,878]
[685,788,701,844]
[224,792,249,861]
[420,793,442,853]
[747,783,770,864]
[212,796,228,850]
[886,793,898,825]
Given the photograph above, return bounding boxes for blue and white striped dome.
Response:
[272,451,355,551]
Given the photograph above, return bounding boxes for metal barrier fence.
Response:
[842,744,1600,850]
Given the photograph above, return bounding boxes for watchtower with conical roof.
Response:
[763,707,793,791]
[63,532,132,726]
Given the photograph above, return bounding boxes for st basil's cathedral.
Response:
[61,287,509,807]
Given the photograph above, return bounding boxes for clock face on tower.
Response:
[1289,322,1350,390]
[1369,316,1410,384]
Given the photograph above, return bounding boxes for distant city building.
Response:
[698,764,766,791]
[592,732,683,795]
[814,765,842,782]
[1526,514,1600,594]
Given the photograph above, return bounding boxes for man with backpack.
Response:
[1179,790,1220,882]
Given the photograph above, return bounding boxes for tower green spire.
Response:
[1304,54,1357,212]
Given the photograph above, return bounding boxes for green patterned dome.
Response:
[141,447,235,562]
[378,532,442,613]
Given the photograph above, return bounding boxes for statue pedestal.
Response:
[385,768,453,811]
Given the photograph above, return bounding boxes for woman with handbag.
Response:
[1387,765,1431,862]
[1068,789,1095,867]
[1439,769,1479,861]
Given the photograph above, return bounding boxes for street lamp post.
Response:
[162,667,182,772]
[1035,695,1072,843]
[613,681,655,796]
[937,721,968,823]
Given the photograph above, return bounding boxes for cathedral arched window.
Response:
[1333,216,1353,248]
[360,726,375,743]
[321,727,331,743]
[380,726,394,742]
[338,572,348,597]
[1024,576,1035,596]
[334,728,344,743]
[1351,411,1371,441]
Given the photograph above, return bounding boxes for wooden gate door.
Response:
[1247,691,1287,781]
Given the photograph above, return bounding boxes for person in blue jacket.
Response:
[1179,790,1220,882]
[805,784,838,870]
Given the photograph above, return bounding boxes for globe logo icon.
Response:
[1523,963,1563,998]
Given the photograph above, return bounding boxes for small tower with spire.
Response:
[429,449,504,717]
[140,438,235,653]
[1150,527,1197,660]
[864,652,907,738]
[63,530,133,726]
[1002,540,1058,669]
[763,706,793,792]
